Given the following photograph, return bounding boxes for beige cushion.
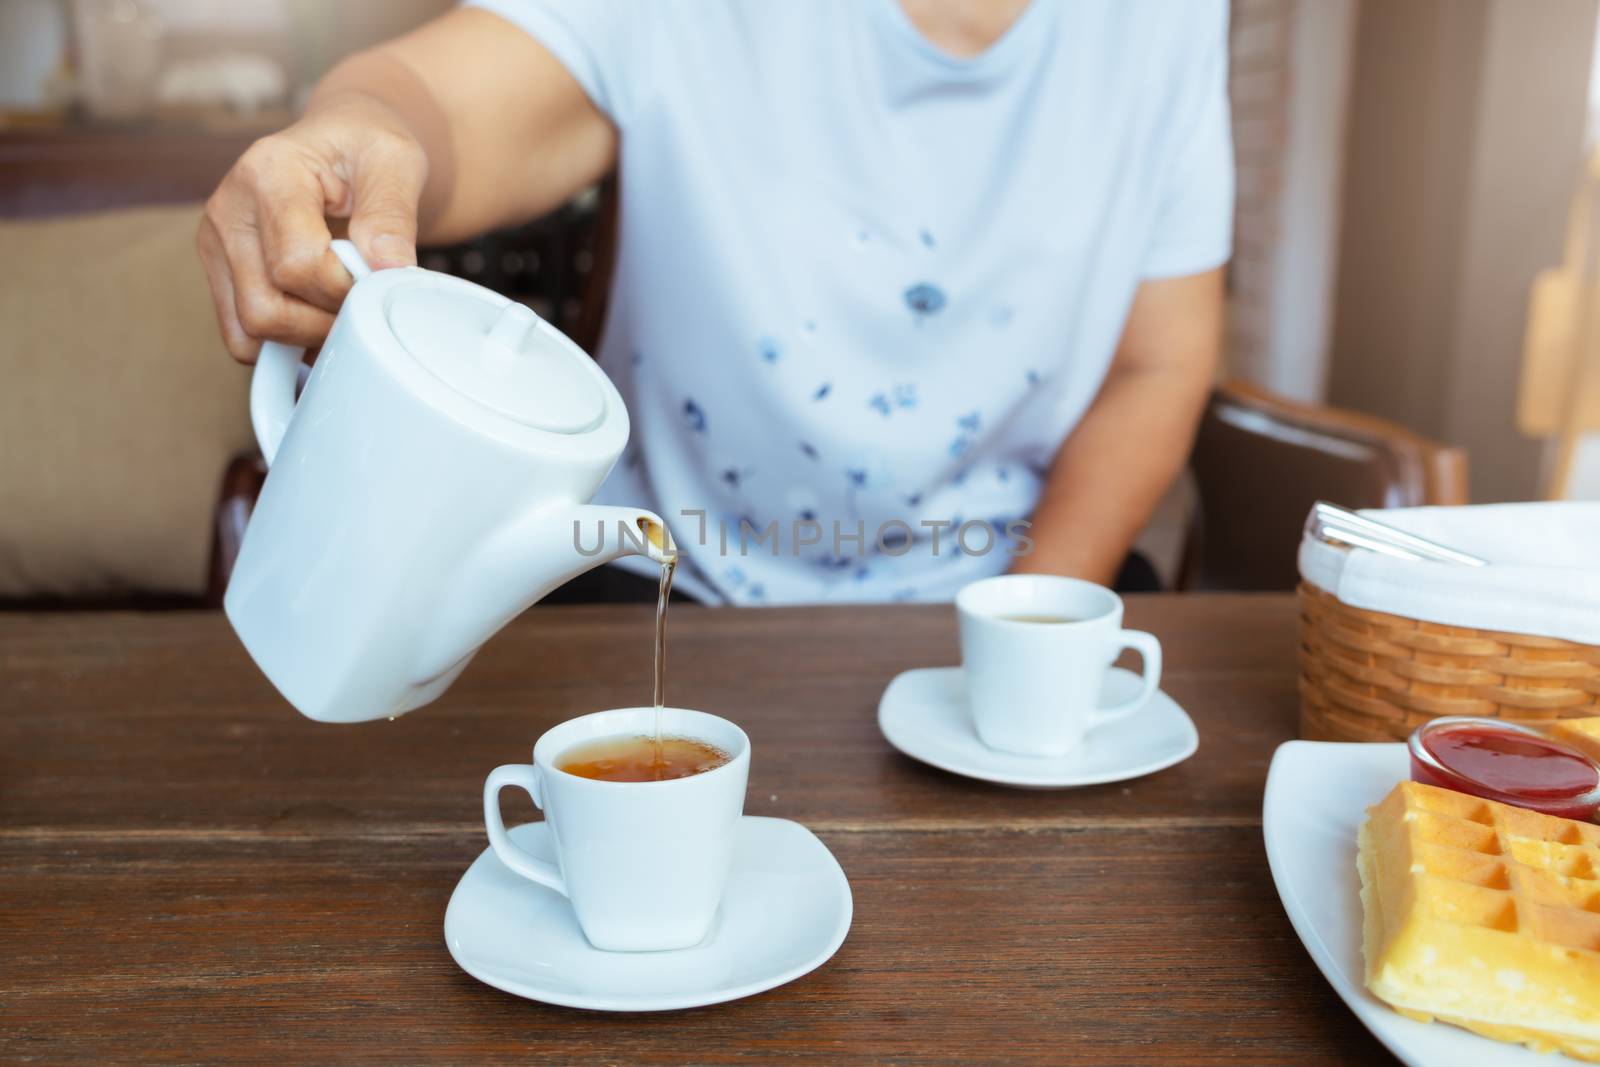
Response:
[0,204,255,598]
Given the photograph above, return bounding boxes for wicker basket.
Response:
[1298,582,1600,742]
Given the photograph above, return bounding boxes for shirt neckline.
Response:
[869,0,1052,79]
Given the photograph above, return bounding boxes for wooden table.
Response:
[0,595,1394,1064]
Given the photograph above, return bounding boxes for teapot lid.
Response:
[383,279,606,435]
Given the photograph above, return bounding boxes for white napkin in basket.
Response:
[1297,502,1600,645]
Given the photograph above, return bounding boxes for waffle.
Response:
[1358,780,1600,1061]
[1552,718,1600,765]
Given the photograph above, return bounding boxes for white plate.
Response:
[1264,740,1561,1067]
[444,816,851,1011]
[876,666,1198,788]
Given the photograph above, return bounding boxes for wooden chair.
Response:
[1180,379,1470,592]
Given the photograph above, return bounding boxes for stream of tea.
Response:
[555,539,735,783]
[646,543,678,783]
[652,554,675,748]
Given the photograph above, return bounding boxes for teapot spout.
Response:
[414,503,673,684]
[571,503,677,567]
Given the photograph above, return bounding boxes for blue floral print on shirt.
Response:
[905,282,947,317]
[683,398,707,432]
[870,383,918,417]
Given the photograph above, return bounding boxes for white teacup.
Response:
[483,707,749,952]
[956,575,1162,757]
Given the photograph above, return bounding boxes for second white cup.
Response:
[956,574,1162,757]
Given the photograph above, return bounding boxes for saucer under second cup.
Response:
[877,666,1198,788]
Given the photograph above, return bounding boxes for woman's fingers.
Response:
[197,134,354,364]
[254,170,354,315]
[196,211,259,365]
[346,130,428,270]
[200,165,337,362]
[198,110,431,364]
[220,215,338,352]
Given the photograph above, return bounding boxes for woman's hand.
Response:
[196,92,428,364]
[196,7,616,365]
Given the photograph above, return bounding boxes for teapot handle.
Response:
[249,240,372,466]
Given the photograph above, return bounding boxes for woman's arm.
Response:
[1011,268,1223,585]
[367,7,618,243]
[197,7,614,363]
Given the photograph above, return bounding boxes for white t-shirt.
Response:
[468,0,1234,604]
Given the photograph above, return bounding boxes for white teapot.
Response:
[225,241,671,723]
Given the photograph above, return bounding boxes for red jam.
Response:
[1409,717,1600,821]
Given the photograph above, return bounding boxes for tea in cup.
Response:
[557,734,731,782]
[956,575,1162,756]
[483,706,749,951]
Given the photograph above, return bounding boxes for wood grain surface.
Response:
[0,595,1396,1064]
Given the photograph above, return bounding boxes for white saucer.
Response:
[877,666,1199,788]
[444,816,852,1011]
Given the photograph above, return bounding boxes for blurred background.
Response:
[2,0,1599,605]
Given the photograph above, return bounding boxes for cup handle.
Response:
[248,240,371,466]
[1088,630,1162,728]
[483,764,568,897]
